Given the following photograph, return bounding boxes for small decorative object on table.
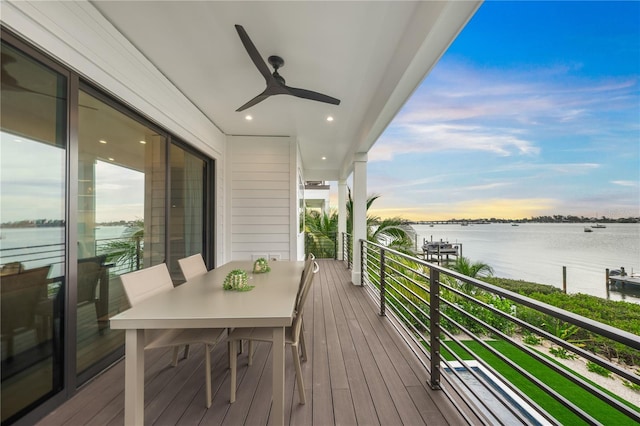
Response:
[253,258,271,273]
[223,269,254,291]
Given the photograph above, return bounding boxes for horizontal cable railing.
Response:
[0,236,142,279]
[358,239,640,426]
[0,243,65,271]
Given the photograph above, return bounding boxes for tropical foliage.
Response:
[445,256,494,294]
[304,187,416,257]
[305,209,338,258]
[99,219,144,272]
[346,187,416,254]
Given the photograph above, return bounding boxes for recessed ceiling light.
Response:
[139,140,146,144]
[322,156,327,160]
[326,116,334,122]
[245,115,253,121]
[108,157,114,161]
[99,140,107,144]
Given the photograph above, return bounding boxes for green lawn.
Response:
[441,339,640,426]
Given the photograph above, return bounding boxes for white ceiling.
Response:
[91,1,480,180]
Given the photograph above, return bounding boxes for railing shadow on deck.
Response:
[341,233,640,425]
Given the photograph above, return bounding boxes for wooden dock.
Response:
[609,274,640,289]
[418,238,462,263]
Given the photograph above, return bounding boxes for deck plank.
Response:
[325,262,380,425]
[35,259,468,426]
[310,266,335,426]
[342,285,430,424]
[319,264,350,391]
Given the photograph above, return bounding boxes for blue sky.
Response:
[364,1,639,221]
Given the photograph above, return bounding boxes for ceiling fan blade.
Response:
[286,86,341,106]
[235,25,273,83]
[236,91,272,112]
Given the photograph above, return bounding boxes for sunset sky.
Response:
[360,1,639,221]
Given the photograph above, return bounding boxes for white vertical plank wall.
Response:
[229,136,293,261]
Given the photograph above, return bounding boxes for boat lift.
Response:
[418,237,462,263]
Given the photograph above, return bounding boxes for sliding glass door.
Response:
[0,41,67,424]
[76,89,167,378]
[168,144,208,281]
[1,31,214,425]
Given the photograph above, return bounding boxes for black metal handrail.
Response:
[356,239,640,425]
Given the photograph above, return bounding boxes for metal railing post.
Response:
[360,239,364,286]
[135,236,142,270]
[379,248,386,316]
[429,267,441,389]
[348,235,352,270]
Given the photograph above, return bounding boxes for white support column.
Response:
[337,180,347,261]
[351,153,367,285]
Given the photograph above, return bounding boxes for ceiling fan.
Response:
[234,24,341,112]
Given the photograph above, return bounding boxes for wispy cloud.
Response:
[611,180,639,187]
[492,162,601,175]
[370,60,638,163]
[370,123,538,161]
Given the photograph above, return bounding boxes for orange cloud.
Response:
[369,198,557,221]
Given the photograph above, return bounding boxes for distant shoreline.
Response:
[408,218,640,225]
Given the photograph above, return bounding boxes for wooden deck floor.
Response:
[36,259,468,425]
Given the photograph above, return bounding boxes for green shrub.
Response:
[549,346,577,360]
[623,380,640,392]
[523,332,543,346]
[586,361,612,378]
[484,277,561,295]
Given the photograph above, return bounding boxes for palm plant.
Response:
[449,256,494,279]
[100,220,144,271]
[346,187,415,254]
[444,256,494,296]
[305,210,338,258]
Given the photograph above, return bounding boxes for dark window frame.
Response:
[1,26,216,426]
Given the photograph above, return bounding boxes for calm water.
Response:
[2,224,639,302]
[412,223,640,303]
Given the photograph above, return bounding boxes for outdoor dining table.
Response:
[110,259,305,426]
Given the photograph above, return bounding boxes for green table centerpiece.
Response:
[253,257,271,273]
[223,269,254,291]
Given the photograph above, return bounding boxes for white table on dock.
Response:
[110,260,305,426]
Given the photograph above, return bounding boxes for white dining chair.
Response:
[228,261,319,404]
[296,253,315,360]
[178,253,238,355]
[120,263,226,408]
[178,253,208,281]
